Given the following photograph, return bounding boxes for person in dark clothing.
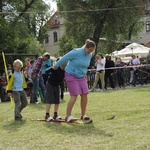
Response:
[104,55,115,90]
[115,57,125,88]
[44,64,66,121]
[59,79,65,100]
[56,58,65,100]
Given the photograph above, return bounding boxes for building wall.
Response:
[135,15,150,44]
[43,9,150,55]
[43,13,64,56]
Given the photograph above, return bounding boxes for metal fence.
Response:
[87,67,150,89]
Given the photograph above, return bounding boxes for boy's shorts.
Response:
[45,82,60,104]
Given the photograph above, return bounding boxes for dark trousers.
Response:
[59,80,64,99]
[42,74,49,86]
[12,90,28,117]
[116,71,124,87]
[105,73,115,89]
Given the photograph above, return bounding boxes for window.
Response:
[54,15,59,25]
[146,21,150,32]
[54,18,58,25]
[53,32,58,42]
[45,36,49,44]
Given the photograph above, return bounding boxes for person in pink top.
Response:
[24,58,31,78]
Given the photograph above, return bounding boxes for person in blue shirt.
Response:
[6,59,28,121]
[53,39,96,122]
[42,52,54,85]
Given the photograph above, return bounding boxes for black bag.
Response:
[98,70,104,73]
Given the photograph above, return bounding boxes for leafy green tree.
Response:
[58,35,77,55]
[56,0,149,55]
[0,0,51,56]
[0,16,19,53]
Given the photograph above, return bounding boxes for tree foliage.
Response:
[0,0,55,73]
[0,0,51,57]
[56,0,150,55]
[58,35,77,56]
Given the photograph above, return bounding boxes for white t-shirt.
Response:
[132,58,140,65]
[130,58,140,70]
[96,58,106,71]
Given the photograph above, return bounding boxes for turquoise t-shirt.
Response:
[55,48,92,78]
[42,59,53,74]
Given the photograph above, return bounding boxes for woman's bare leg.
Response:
[80,94,88,116]
[66,96,77,118]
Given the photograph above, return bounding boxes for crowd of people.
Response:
[1,39,96,122]
[1,39,149,122]
[88,54,145,91]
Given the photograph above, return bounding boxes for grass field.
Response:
[0,86,150,150]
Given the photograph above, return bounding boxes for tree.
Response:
[0,0,52,56]
[58,35,77,55]
[56,0,149,55]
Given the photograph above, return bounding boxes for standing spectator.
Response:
[104,54,115,90]
[24,58,31,78]
[115,57,125,88]
[91,53,106,92]
[44,63,66,121]
[129,54,140,86]
[53,39,96,122]
[27,60,35,103]
[42,52,54,86]
[7,64,12,75]
[6,59,28,121]
[32,56,45,104]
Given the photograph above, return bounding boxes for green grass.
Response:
[0,87,150,150]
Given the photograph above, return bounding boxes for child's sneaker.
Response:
[46,117,53,122]
[53,115,62,120]
[45,114,50,120]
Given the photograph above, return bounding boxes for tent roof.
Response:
[116,43,150,57]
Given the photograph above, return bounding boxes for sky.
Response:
[43,0,57,11]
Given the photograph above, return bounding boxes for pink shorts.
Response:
[65,72,89,96]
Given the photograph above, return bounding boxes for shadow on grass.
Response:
[43,121,114,138]
[2,120,26,132]
[27,99,67,110]
[27,103,46,110]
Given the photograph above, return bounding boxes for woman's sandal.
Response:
[65,116,75,122]
[81,115,90,120]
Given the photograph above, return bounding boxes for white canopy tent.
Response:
[116,43,150,57]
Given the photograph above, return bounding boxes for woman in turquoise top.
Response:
[54,39,96,122]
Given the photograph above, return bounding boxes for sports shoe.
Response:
[35,101,40,104]
[53,115,62,120]
[15,116,22,121]
[81,115,90,120]
[46,117,53,122]
[45,114,50,120]
[89,89,96,92]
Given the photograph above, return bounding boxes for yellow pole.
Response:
[2,52,14,108]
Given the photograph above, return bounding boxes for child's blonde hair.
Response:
[13,59,23,68]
